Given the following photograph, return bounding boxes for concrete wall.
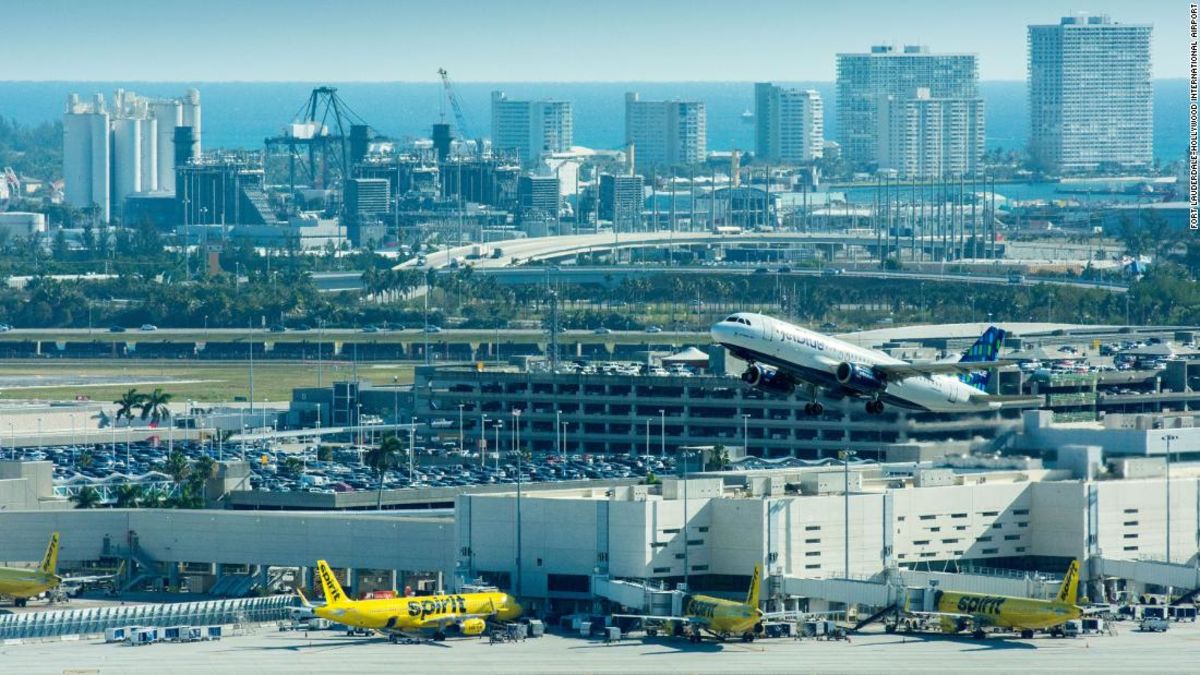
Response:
[1095,478,1200,565]
[0,510,456,579]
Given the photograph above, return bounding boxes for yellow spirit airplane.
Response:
[895,560,1082,639]
[615,564,771,643]
[0,533,122,607]
[300,560,522,641]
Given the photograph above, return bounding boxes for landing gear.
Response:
[14,598,26,608]
[433,630,447,641]
[688,632,702,644]
[741,633,755,642]
[1020,629,1035,639]
[865,400,884,415]
[972,629,987,640]
[803,402,824,416]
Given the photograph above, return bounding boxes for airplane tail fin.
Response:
[958,326,1006,391]
[40,532,60,575]
[746,564,762,609]
[315,560,348,606]
[1055,560,1080,605]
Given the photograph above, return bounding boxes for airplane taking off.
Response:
[0,533,122,606]
[893,560,1082,639]
[711,313,1032,414]
[303,560,522,641]
[615,565,772,643]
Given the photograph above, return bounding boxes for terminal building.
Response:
[2,457,1197,615]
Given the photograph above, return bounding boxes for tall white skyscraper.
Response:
[490,92,573,163]
[836,45,981,171]
[876,88,984,179]
[1028,14,1152,174]
[754,83,823,164]
[624,93,706,171]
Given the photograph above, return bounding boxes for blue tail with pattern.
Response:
[958,326,1005,391]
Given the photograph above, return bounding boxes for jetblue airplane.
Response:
[711,312,1028,414]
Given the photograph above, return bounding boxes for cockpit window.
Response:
[724,315,753,326]
[742,319,752,326]
[725,316,739,323]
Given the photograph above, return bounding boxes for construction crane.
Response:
[437,68,473,141]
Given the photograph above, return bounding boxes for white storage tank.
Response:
[139,115,158,193]
[152,100,182,193]
[182,88,201,154]
[112,117,143,209]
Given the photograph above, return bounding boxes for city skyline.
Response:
[6,1,1188,82]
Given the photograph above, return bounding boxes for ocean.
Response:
[0,80,1188,161]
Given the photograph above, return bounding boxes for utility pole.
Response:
[840,449,857,579]
[1163,434,1177,563]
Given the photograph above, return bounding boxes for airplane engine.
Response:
[459,618,487,636]
[835,362,885,394]
[741,364,795,395]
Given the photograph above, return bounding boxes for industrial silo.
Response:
[181,88,201,154]
[139,115,158,193]
[112,117,144,211]
[152,100,182,193]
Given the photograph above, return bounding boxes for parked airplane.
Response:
[711,313,1032,414]
[615,564,773,643]
[0,533,122,606]
[301,560,522,641]
[893,560,1082,638]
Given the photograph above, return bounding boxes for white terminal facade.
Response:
[490,92,573,164]
[754,83,824,164]
[1028,14,1153,174]
[624,93,707,171]
[836,45,982,177]
[62,88,201,222]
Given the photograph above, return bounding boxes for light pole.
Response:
[514,409,524,599]
[840,449,857,579]
[458,404,465,454]
[741,413,750,457]
[659,409,666,459]
[356,404,363,447]
[561,422,570,460]
[555,409,562,458]
[480,414,489,470]
[393,376,400,435]
[681,447,691,591]
[409,417,417,484]
[494,421,503,473]
[645,419,651,461]
[36,417,42,454]
[1163,434,1177,563]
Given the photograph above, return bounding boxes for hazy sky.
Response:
[11,0,1189,81]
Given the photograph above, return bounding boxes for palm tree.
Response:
[72,485,101,509]
[189,455,217,506]
[113,388,146,425]
[163,450,190,484]
[115,484,143,508]
[365,436,402,510]
[139,388,173,425]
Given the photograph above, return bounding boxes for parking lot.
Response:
[3,619,1199,674]
[11,441,675,501]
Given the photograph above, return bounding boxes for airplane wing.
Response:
[875,360,1016,380]
[967,393,1042,408]
[60,561,125,584]
[414,613,494,630]
[612,613,702,625]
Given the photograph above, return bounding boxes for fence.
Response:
[0,595,295,641]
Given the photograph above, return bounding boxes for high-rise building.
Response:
[516,175,561,217]
[836,45,980,170]
[877,88,984,179]
[491,92,573,164]
[598,174,644,229]
[754,83,823,164]
[1028,14,1153,174]
[624,93,706,171]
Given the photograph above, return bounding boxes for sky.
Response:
[9,0,1190,81]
